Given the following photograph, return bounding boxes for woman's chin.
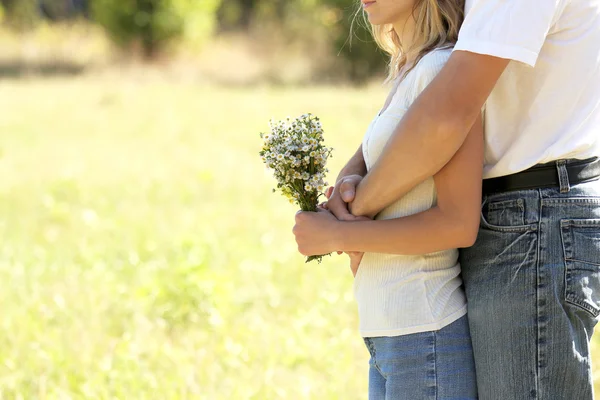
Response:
[366,14,386,26]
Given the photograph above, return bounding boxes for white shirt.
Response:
[357,49,467,338]
[455,0,600,178]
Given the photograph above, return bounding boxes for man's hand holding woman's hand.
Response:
[293,174,369,277]
[324,175,363,220]
[324,176,369,277]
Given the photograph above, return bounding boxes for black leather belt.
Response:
[482,157,600,195]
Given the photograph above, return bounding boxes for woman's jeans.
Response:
[460,177,600,400]
[363,315,478,400]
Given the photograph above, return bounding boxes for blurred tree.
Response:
[215,0,386,82]
[0,0,88,25]
[326,1,387,82]
[39,0,89,20]
[172,0,223,52]
[0,0,39,29]
[216,0,256,32]
[216,0,292,33]
[91,0,221,58]
[91,0,180,58]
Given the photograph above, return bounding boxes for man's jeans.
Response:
[461,174,600,399]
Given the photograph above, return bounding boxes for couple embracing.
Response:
[293,0,600,399]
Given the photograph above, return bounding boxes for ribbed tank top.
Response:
[355,48,467,338]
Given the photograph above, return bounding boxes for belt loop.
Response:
[556,160,571,193]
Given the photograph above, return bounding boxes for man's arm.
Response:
[350,51,509,218]
[293,116,483,257]
[337,144,367,179]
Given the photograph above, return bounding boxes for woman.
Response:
[292,0,481,399]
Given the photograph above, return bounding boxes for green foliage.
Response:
[291,0,388,82]
[0,0,39,29]
[90,0,178,57]
[325,2,388,82]
[215,0,387,82]
[91,0,222,58]
[39,0,83,20]
[171,0,222,49]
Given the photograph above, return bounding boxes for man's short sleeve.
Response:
[455,0,566,67]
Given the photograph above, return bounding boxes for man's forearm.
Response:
[336,144,367,182]
[350,51,509,218]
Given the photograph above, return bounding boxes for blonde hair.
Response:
[355,0,464,81]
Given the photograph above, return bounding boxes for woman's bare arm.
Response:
[293,115,484,256]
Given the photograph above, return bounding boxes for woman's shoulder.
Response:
[404,46,454,100]
[414,46,453,76]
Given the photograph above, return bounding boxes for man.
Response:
[327,1,600,398]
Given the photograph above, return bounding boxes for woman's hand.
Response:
[293,208,341,256]
[323,183,369,277]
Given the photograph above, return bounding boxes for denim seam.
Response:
[566,294,600,317]
[566,258,600,267]
[535,189,543,400]
[433,331,438,400]
[562,219,600,227]
[480,221,538,233]
[488,199,523,210]
[560,221,570,319]
[542,198,600,204]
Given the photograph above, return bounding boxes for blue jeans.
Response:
[460,176,600,400]
[363,316,478,400]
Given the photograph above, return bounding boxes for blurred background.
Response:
[1,1,598,399]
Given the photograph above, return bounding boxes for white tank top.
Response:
[355,48,467,338]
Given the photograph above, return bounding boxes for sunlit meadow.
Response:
[1,75,600,399]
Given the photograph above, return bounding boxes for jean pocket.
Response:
[487,199,525,226]
[560,219,600,317]
[480,199,534,233]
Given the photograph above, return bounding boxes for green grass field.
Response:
[1,76,599,399]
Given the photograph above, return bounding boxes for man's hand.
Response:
[326,175,363,220]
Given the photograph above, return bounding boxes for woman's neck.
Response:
[392,13,417,54]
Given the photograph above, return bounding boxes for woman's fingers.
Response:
[318,201,328,209]
[325,186,334,199]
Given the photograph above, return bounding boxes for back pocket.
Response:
[560,219,600,317]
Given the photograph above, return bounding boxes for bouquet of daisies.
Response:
[260,113,333,263]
